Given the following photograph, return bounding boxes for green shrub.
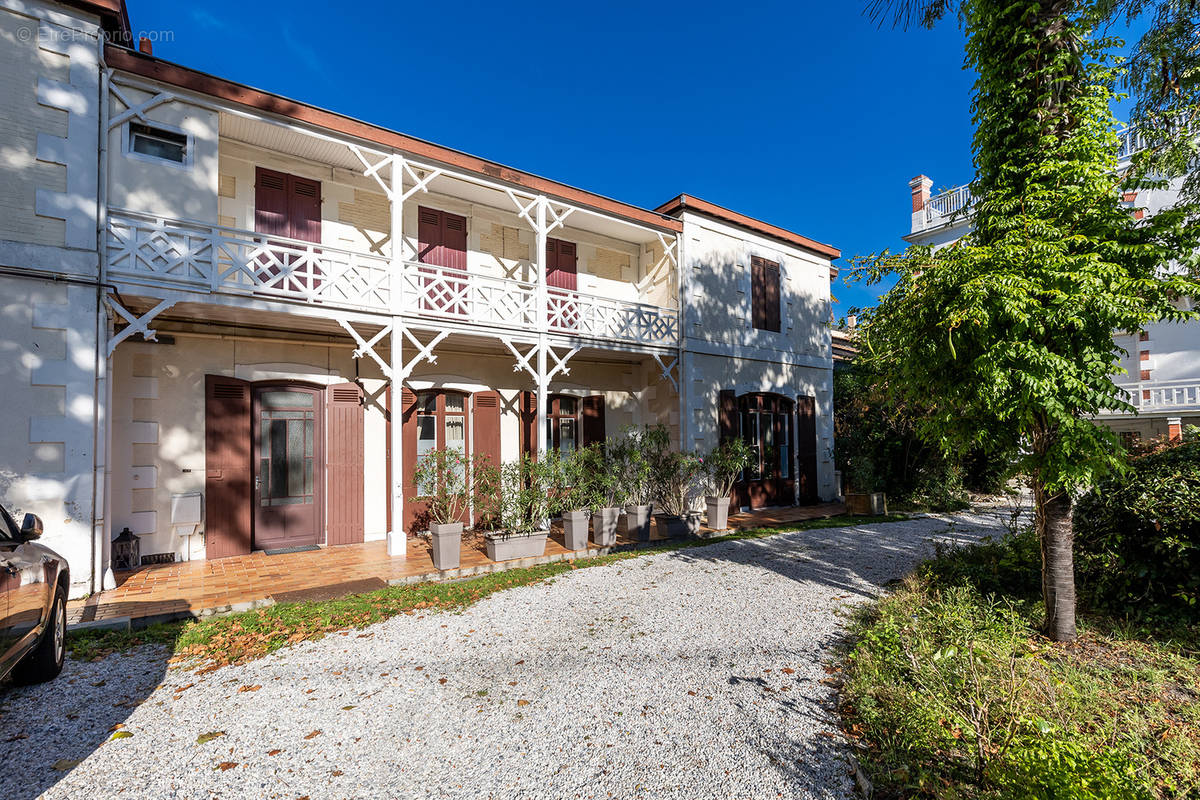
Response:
[1074,440,1200,618]
[992,726,1151,800]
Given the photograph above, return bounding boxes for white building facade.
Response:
[905,129,1200,447]
[0,0,840,598]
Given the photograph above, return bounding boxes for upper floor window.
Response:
[751,256,781,332]
[127,122,191,168]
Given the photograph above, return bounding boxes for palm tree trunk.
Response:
[1032,473,1077,642]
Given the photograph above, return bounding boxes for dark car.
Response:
[0,503,68,685]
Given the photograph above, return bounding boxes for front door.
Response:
[736,394,795,509]
[253,386,323,550]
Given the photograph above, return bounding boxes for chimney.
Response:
[909,175,933,213]
[139,36,153,55]
[847,314,857,330]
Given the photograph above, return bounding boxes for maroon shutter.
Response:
[764,261,781,332]
[441,211,468,271]
[289,176,322,243]
[519,390,536,455]
[254,167,289,237]
[718,389,738,443]
[796,395,818,503]
[546,238,577,290]
[204,375,252,559]
[326,383,364,545]
[581,395,605,447]
[417,207,443,265]
[400,388,421,531]
[473,391,502,467]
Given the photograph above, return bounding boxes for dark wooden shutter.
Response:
[546,238,578,290]
[254,167,289,237]
[763,260,781,332]
[796,395,818,503]
[204,375,252,559]
[473,391,502,467]
[417,207,468,268]
[718,389,738,443]
[751,256,781,332]
[442,211,468,271]
[581,394,605,447]
[326,383,364,545]
[417,207,442,265]
[289,176,322,243]
[400,388,421,531]
[519,390,536,455]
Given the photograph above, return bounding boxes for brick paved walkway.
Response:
[67,502,846,628]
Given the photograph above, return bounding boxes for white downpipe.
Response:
[534,198,549,457]
[387,156,407,557]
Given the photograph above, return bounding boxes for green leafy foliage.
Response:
[1074,439,1200,618]
[842,532,1200,799]
[703,437,753,499]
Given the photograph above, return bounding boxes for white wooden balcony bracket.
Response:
[398,160,444,203]
[103,295,177,357]
[336,316,393,380]
[398,327,449,383]
[503,340,540,381]
[652,353,680,393]
[656,232,679,268]
[546,345,580,381]
[349,147,397,199]
[108,82,176,131]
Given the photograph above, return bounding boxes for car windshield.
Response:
[0,504,18,541]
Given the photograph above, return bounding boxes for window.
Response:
[751,256,781,332]
[415,391,469,494]
[544,395,579,455]
[127,122,191,167]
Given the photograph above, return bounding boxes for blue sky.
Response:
[130,1,982,316]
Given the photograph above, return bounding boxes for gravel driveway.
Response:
[0,512,1005,800]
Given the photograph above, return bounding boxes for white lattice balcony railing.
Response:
[106,210,680,347]
[1105,379,1200,414]
[106,209,392,312]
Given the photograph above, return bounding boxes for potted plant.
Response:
[578,443,622,547]
[410,447,471,570]
[485,454,552,561]
[704,438,753,530]
[654,450,705,538]
[552,449,592,551]
[611,426,657,541]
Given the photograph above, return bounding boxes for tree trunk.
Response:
[1032,474,1077,642]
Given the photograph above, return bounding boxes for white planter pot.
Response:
[562,510,590,551]
[625,504,653,542]
[705,496,731,530]
[593,507,620,546]
[485,531,549,561]
[429,521,463,570]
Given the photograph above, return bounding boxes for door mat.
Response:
[261,545,321,556]
[271,577,387,604]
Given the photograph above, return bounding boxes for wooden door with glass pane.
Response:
[405,390,470,530]
[252,385,323,550]
[736,393,795,509]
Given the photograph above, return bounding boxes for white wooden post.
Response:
[534,197,549,457]
[388,155,407,557]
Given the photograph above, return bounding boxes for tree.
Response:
[853,0,1200,641]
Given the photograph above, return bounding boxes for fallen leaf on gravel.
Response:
[517,699,530,706]
[4,734,28,742]
[515,659,524,665]
[781,668,795,675]
[687,691,697,696]
[414,666,424,671]
[304,730,322,740]
[238,685,261,693]
[51,759,81,771]
[438,678,447,685]
[331,770,344,776]
[216,762,237,771]
[197,732,226,744]
[507,681,517,686]
[267,749,282,756]
[109,731,134,740]
[341,705,356,710]
[108,723,125,732]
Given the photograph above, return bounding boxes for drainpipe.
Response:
[89,46,110,594]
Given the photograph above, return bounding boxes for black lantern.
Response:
[113,527,140,570]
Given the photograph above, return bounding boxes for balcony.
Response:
[105,209,679,348]
[1104,379,1200,415]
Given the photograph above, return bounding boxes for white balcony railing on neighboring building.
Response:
[921,126,1149,227]
[1104,379,1200,414]
[105,209,679,347]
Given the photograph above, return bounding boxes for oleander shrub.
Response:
[1074,439,1200,619]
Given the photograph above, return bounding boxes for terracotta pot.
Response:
[562,510,590,551]
[705,496,731,530]
[485,531,549,561]
[593,507,620,546]
[429,521,463,570]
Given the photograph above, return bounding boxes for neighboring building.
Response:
[0,0,840,597]
[831,326,857,367]
[905,129,1200,446]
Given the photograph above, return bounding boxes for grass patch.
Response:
[841,527,1200,799]
[68,512,907,672]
